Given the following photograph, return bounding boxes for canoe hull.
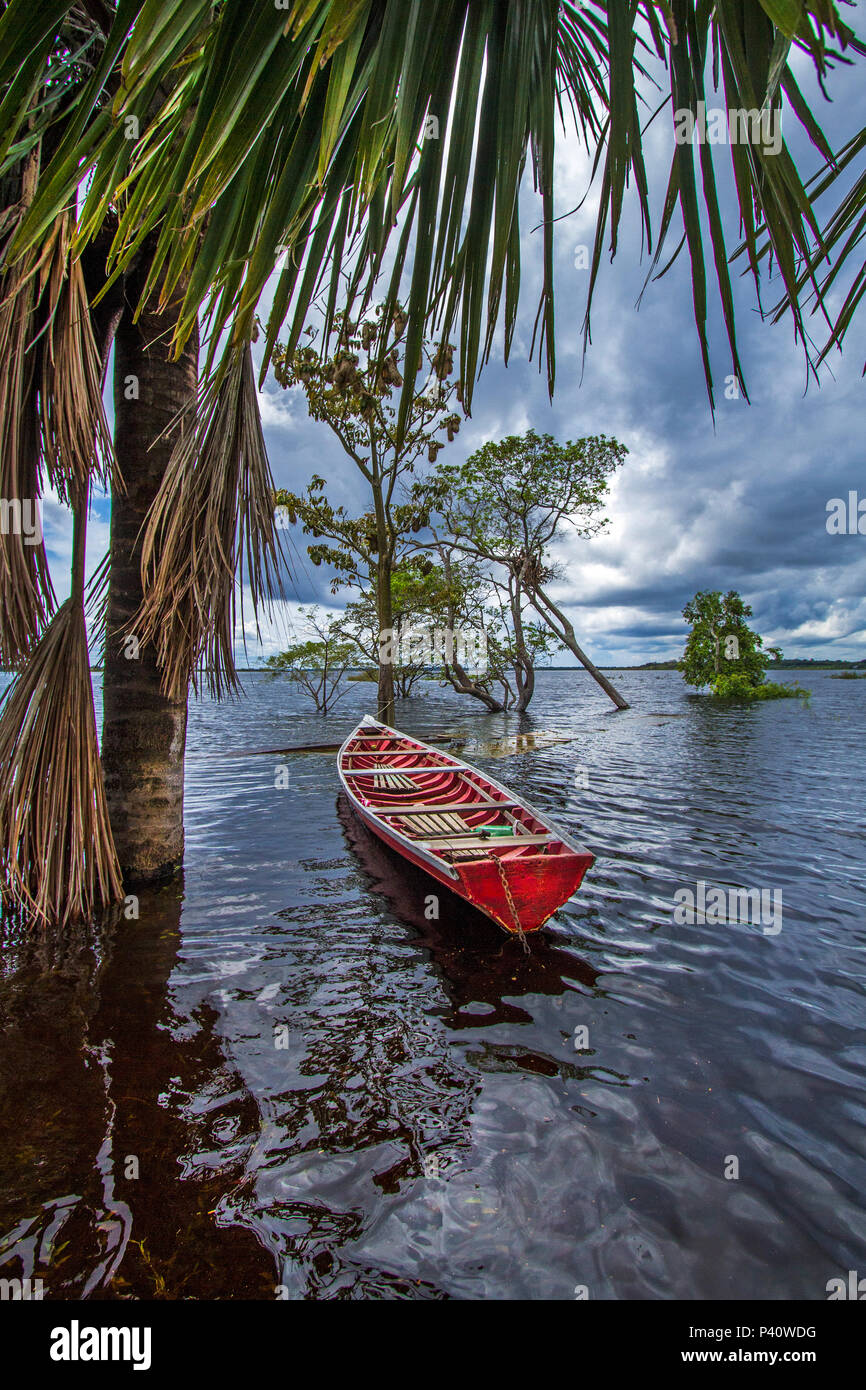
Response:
[339,718,593,935]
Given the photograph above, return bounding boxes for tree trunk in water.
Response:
[529,585,630,711]
[443,567,504,712]
[443,658,506,712]
[510,580,535,713]
[376,550,395,726]
[514,659,535,712]
[101,281,198,881]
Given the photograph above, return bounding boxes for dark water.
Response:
[1,669,864,1300]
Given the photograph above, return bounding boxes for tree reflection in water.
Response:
[0,883,276,1299]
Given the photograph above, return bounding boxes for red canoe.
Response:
[338,716,594,936]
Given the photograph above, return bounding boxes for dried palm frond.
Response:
[0,260,56,663]
[83,548,112,669]
[0,591,123,928]
[137,342,285,700]
[0,208,55,666]
[36,210,116,501]
[1,190,116,667]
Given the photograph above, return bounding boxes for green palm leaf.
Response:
[3,1,864,411]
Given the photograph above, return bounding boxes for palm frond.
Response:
[3,0,866,420]
[1,207,117,665]
[0,166,55,666]
[35,210,116,501]
[136,342,285,700]
[83,545,112,665]
[762,127,866,367]
[0,590,123,927]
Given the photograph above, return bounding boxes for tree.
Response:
[458,605,564,714]
[338,560,455,700]
[272,309,462,724]
[419,431,630,710]
[264,608,356,715]
[679,590,783,691]
[341,543,561,715]
[412,537,561,714]
[0,17,199,922]
[101,250,199,885]
[485,594,565,714]
[1,1,863,925]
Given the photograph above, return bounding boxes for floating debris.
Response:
[471,731,575,758]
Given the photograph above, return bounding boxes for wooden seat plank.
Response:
[421,833,555,850]
[344,752,437,760]
[375,800,520,817]
[346,764,449,775]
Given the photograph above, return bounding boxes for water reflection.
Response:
[1,670,864,1299]
[337,792,600,1028]
[0,884,276,1299]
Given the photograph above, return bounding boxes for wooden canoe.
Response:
[338,715,594,936]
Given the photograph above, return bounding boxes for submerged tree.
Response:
[410,538,562,714]
[679,589,785,695]
[481,592,565,714]
[264,608,356,715]
[418,431,630,710]
[272,310,462,724]
[338,561,457,700]
[448,605,564,715]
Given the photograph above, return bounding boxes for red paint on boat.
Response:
[338,717,594,935]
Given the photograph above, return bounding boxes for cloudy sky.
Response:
[56,19,866,667]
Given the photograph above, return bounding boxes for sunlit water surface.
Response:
[1,670,864,1299]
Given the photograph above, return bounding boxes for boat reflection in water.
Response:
[337,791,600,1032]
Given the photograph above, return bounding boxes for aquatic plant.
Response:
[711,672,809,701]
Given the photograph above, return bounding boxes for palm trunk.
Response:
[528,584,629,711]
[101,282,198,881]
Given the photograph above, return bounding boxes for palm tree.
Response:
[0,0,863,926]
[0,12,201,920]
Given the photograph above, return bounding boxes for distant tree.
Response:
[338,560,456,699]
[264,608,356,714]
[473,607,564,713]
[417,430,629,709]
[679,590,783,691]
[272,308,463,724]
[420,537,561,714]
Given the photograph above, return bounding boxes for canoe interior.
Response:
[340,728,562,860]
